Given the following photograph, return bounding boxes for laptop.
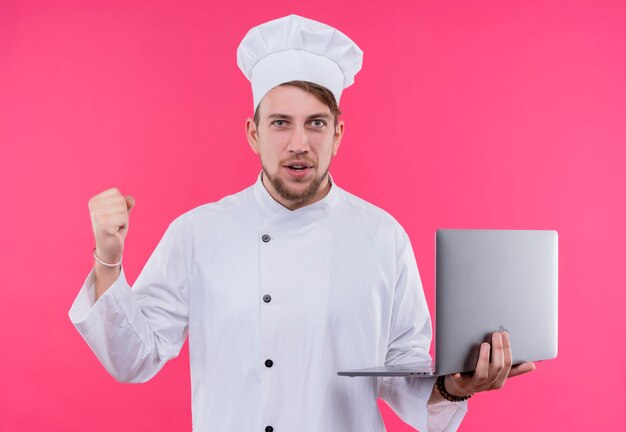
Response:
[337,229,558,377]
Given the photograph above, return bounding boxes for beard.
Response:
[262,165,329,204]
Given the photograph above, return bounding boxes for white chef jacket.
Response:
[69,174,468,431]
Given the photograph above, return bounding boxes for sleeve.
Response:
[377,228,468,431]
[68,218,190,383]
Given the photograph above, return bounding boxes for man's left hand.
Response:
[442,331,535,398]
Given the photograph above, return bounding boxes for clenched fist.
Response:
[88,188,135,266]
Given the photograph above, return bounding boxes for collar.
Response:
[252,171,340,227]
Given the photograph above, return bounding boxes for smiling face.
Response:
[246,84,344,210]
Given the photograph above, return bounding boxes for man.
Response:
[69,15,534,431]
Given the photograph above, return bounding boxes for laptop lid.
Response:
[435,229,558,376]
[338,229,558,378]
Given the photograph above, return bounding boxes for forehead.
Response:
[257,85,331,118]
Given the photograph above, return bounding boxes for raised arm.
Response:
[69,189,189,383]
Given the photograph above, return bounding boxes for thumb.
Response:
[125,195,135,213]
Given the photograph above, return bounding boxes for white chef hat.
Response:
[237,14,363,111]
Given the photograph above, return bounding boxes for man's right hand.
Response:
[88,188,135,265]
[88,188,135,300]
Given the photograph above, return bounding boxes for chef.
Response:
[69,14,534,432]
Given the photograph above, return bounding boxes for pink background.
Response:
[1,0,624,430]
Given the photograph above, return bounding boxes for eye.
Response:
[310,119,326,128]
[271,120,287,127]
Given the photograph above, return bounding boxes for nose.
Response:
[287,124,310,154]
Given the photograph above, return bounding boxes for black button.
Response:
[262,234,271,243]
[265,427,273,432]
[263,294,272,303]
[265,359,273,368]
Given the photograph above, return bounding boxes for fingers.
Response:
[489,332,511,389]
[89,188,126,210]
[101,213,129,232]
[446,340,492,396]
[440,331,537,398]
[462,332,516,394]
[125,195,135,213]
[473,341,492,385]
[453,332,535,397]
[491,332,505,375]
[502,331,513,371]
[88,191,135,224]
[446,373,472,398]
[88,188,134,262]
[89,189,133,215]
[508,362,536,378]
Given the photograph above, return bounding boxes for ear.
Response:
[245,117,260,154]
[332,119,344,157]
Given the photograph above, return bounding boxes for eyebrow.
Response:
[267,113,332,121]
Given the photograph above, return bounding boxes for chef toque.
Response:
[237,14,363,111]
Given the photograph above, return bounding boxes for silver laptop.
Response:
[338,229,558,377]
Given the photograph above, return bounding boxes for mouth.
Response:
[286,164,311,172]
[283,162,314,178]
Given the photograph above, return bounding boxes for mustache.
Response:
[281,158,316,166]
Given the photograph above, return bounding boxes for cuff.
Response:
[68,265,129,324]
[427,393,468,432]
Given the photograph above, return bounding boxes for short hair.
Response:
[253,80,342,128]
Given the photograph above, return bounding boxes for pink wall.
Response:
[1,0,624,430]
